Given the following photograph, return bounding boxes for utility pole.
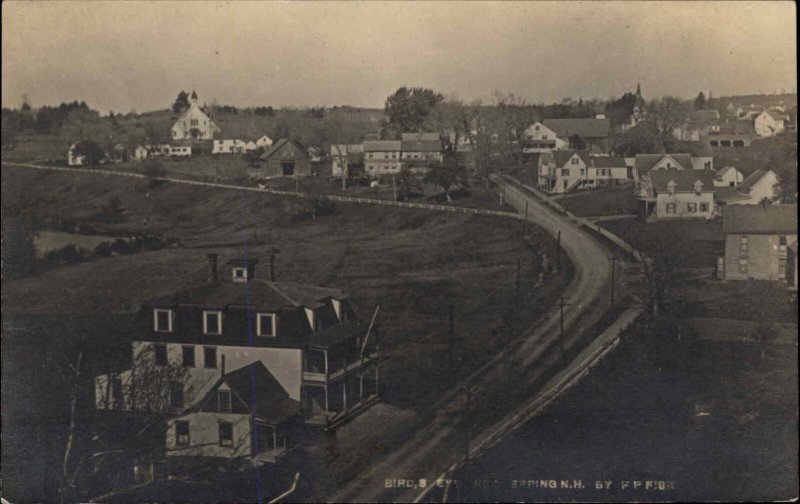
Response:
[448,305,456,373]
[608,257,618,307]
[558,297,570,359]
[392,175,397,202]
[556,230,562,274]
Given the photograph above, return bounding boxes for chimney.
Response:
[266,255,276,282]
[207,253,219,283]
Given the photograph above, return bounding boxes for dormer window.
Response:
[154,309,173,332]
[305,307,318,332]
[694,181,703,195]
[257,313,277,337]
[571,157,579,164]
[218,389,232,412]
[667,181,677,196]
[232,267,247,282]
[332,299,348,322]
[203,310,222,334]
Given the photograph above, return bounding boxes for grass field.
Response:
[556,184,639,217]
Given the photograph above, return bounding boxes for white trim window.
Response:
[218,389,232,412]
[154,309,173,332]
[203,310,223,335]
[232,267,248,282]
[257,312,277,337]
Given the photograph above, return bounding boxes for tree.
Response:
[71,140,106,166]
[1,218,37,279]
[396,167,423,201]
[611,121,664,157]
[384,86,444,133]
[273,120,291,141]
[770,141,798,203]
[424,153,468,202]
[694,91,707,111]
[569,134,586,150]
[171,91,190,114]
[605,93,638,127]
[635,227,691,316]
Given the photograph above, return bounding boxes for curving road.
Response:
[326,177,614,503]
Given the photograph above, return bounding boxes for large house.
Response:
[672,109,721,141]
[212,139,247,155]
[171,91,220,141]
[524,117,611,153]
[720,204,797,286]
[537,150,630,193]
[95,255,380,467]
[363,140,402,176]
[401,132,443,173]
[715,169,780,207]
[631,153,713,187]
[642,169,716,220]
[251,139,312,178]
[754,110,788,138]
[707,121,754,147]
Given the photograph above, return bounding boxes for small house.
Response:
[252,139,312,178]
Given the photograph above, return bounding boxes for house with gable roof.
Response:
[721,204,797,285]
[171,91,221,141]
[631,153,713,188]
[251,139,312,178]
[754,109,789,137]
[525,117,612,154]
[639,169,716,220]
[95,252,381,460]
[714,166,745,188]
[715,169,780,207]
[537,150,591,193]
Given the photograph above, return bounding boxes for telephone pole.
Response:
[392,175,397,202]
[558,297,570,359]
[608,257,618,307]
[556,230,562,273]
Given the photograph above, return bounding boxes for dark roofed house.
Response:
[249,139,312,178]
[166,361,301,465]
[400,132,443,173]
[542,117,611,152]
[646,169,716,220]
[95,253,381,470]
[721,204,797,285]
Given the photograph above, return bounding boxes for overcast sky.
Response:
[2,1,796,113]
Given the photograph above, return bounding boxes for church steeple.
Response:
[190,90,198,104]
[635,82,642,98]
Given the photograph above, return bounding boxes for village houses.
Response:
[715,169,780,207]
[401,132,443,173]
[754,109,788,137]
[523,117,611,153]
[330,144,364,178]
[537,150,630,194]
[714,166,745,188]
[363,140,402,176]
[720,204,797,287]
[250,139,312,178]
[642,169,716,220]
[95,255,380,469]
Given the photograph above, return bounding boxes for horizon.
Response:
[2,1,797,114]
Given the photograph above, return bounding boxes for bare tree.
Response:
[635,227,691,316]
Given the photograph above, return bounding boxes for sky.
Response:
[2,1,796,113]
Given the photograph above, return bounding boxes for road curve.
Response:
[327,178,613,503]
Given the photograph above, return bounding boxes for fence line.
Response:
[2,161,521,219]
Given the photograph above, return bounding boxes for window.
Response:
[257,313,277,336]
[739,258,748,274]
[687,203,698,213]
[542,135,548,140]
[203,310,223,335]
[204,347,217,369]
[740,236,749,253]
[232,267,247,282]
[169,381,184,409]
[779,258,787,275]
[561,169,570,177]
[182,346,195,367]
[710,140,719,147]
[154,344,168,366]
[219,422,233,447]
[580,168,585,176]
[218,390,232,412]
[571,157,579,164]
[779,236,788,250]
[175,421,190,446]
[190,119,199,126]
[699,203,709,212]
[368,153,373,159]
[154,309,173,332]
[666,203,676,214]
[729,181,735,187]
[112,377,123,408]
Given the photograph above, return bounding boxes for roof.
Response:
[737,169,775,193]
[634,153,694,174]
[714,186,752,204]
[363,140,401,152]
[198,362,301,424]
[591,156,626,168]
[401,132,440,142]
[541,118,611,139]
[692,109,721,122]
[401,138,441,152]
[650,169,715,193]
[259,139,309,161]
[722,204,798,234]
[716,166,741,177]
[148,278,345,310]
[546,150,591,167]
[309,319,369,348]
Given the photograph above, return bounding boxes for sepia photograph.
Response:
[1,1,797,502]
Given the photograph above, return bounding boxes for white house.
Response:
[363,140,402,177]
[537,150,591,193]
[133,144,150,161]
[754,110,788,138]
[244,141,258,152]
[645,170,716,220]
[169,145,192,157]
[523,122,568,152]
[330,144,364,177]
[171,91,220,141]
[715,169,780,207]
[67,143,86,166]
[212,139,247,155]
[714,166,744,188]
[256,135,274,149]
